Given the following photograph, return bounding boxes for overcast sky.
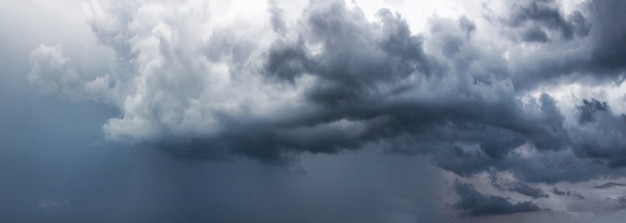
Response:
[1,0,626,222]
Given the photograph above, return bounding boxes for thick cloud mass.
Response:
[26,0,626,217]
[490,175,549,199]
[453,181,542,216]
[506,0,590,42]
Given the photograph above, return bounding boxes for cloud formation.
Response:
[26,0,626,216]
[453,181,542,217]
[505,0,590,42]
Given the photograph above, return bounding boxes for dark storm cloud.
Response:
[258,2,571,164]
[521,26,549,42]
[571,100,626,168]
[506,0,590,42]
[551,187,585,199]
[25,0,626,197]
[145,0,626,188]
[14,0,626,221]
[577,99,608,124]
[453,181,542,217]
[606,196,626,211]
[177,91,572,167]
[490,176,549,199]
[594,182,626,189]
[403,100,622,185]
[508,183,548,199]
[280,2,436,104]
[265,36,314,83]
[588,0,626,72]
[504,0,626,90]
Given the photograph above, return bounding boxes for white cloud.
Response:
[58,0,314,141]
[28,45,82,100]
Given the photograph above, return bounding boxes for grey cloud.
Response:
[87,1,134,61]
[491,176,549,199]
[430,142,611,184]
[509,183,548,199]
[191,92,568,166]
[504,0,626,90]
[453,181,542,217]
[263,1,578,170]
[421,96,623,183]
[595,182,626,189]
[265,36,313,83]
[552,187,585,199]
[568,11,591,38]
[25,0,626,191]
[609,196,626,210]
[507,0,590,41]
[571,100,626,168]
[508,149,612,184]
[459,16,476,38]
[589,0,626,72]
[430,146,496,177]
[16,0,626,221]
[269,1,288,35]
[521,26,549,42]
[288,3,435,104]
[578,99,608,124]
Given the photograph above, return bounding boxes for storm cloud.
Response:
[14,0,626,220]
[453,181,542,217]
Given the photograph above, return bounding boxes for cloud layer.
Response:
[27,0,626,217]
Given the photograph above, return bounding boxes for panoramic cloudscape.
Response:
[2,0,626,222]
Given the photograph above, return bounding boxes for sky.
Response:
[1,0,626,222]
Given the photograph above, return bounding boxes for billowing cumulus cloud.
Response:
[28,45,82,100]
[25,0,626,218]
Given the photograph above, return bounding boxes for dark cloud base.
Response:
[454,181,542,217]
